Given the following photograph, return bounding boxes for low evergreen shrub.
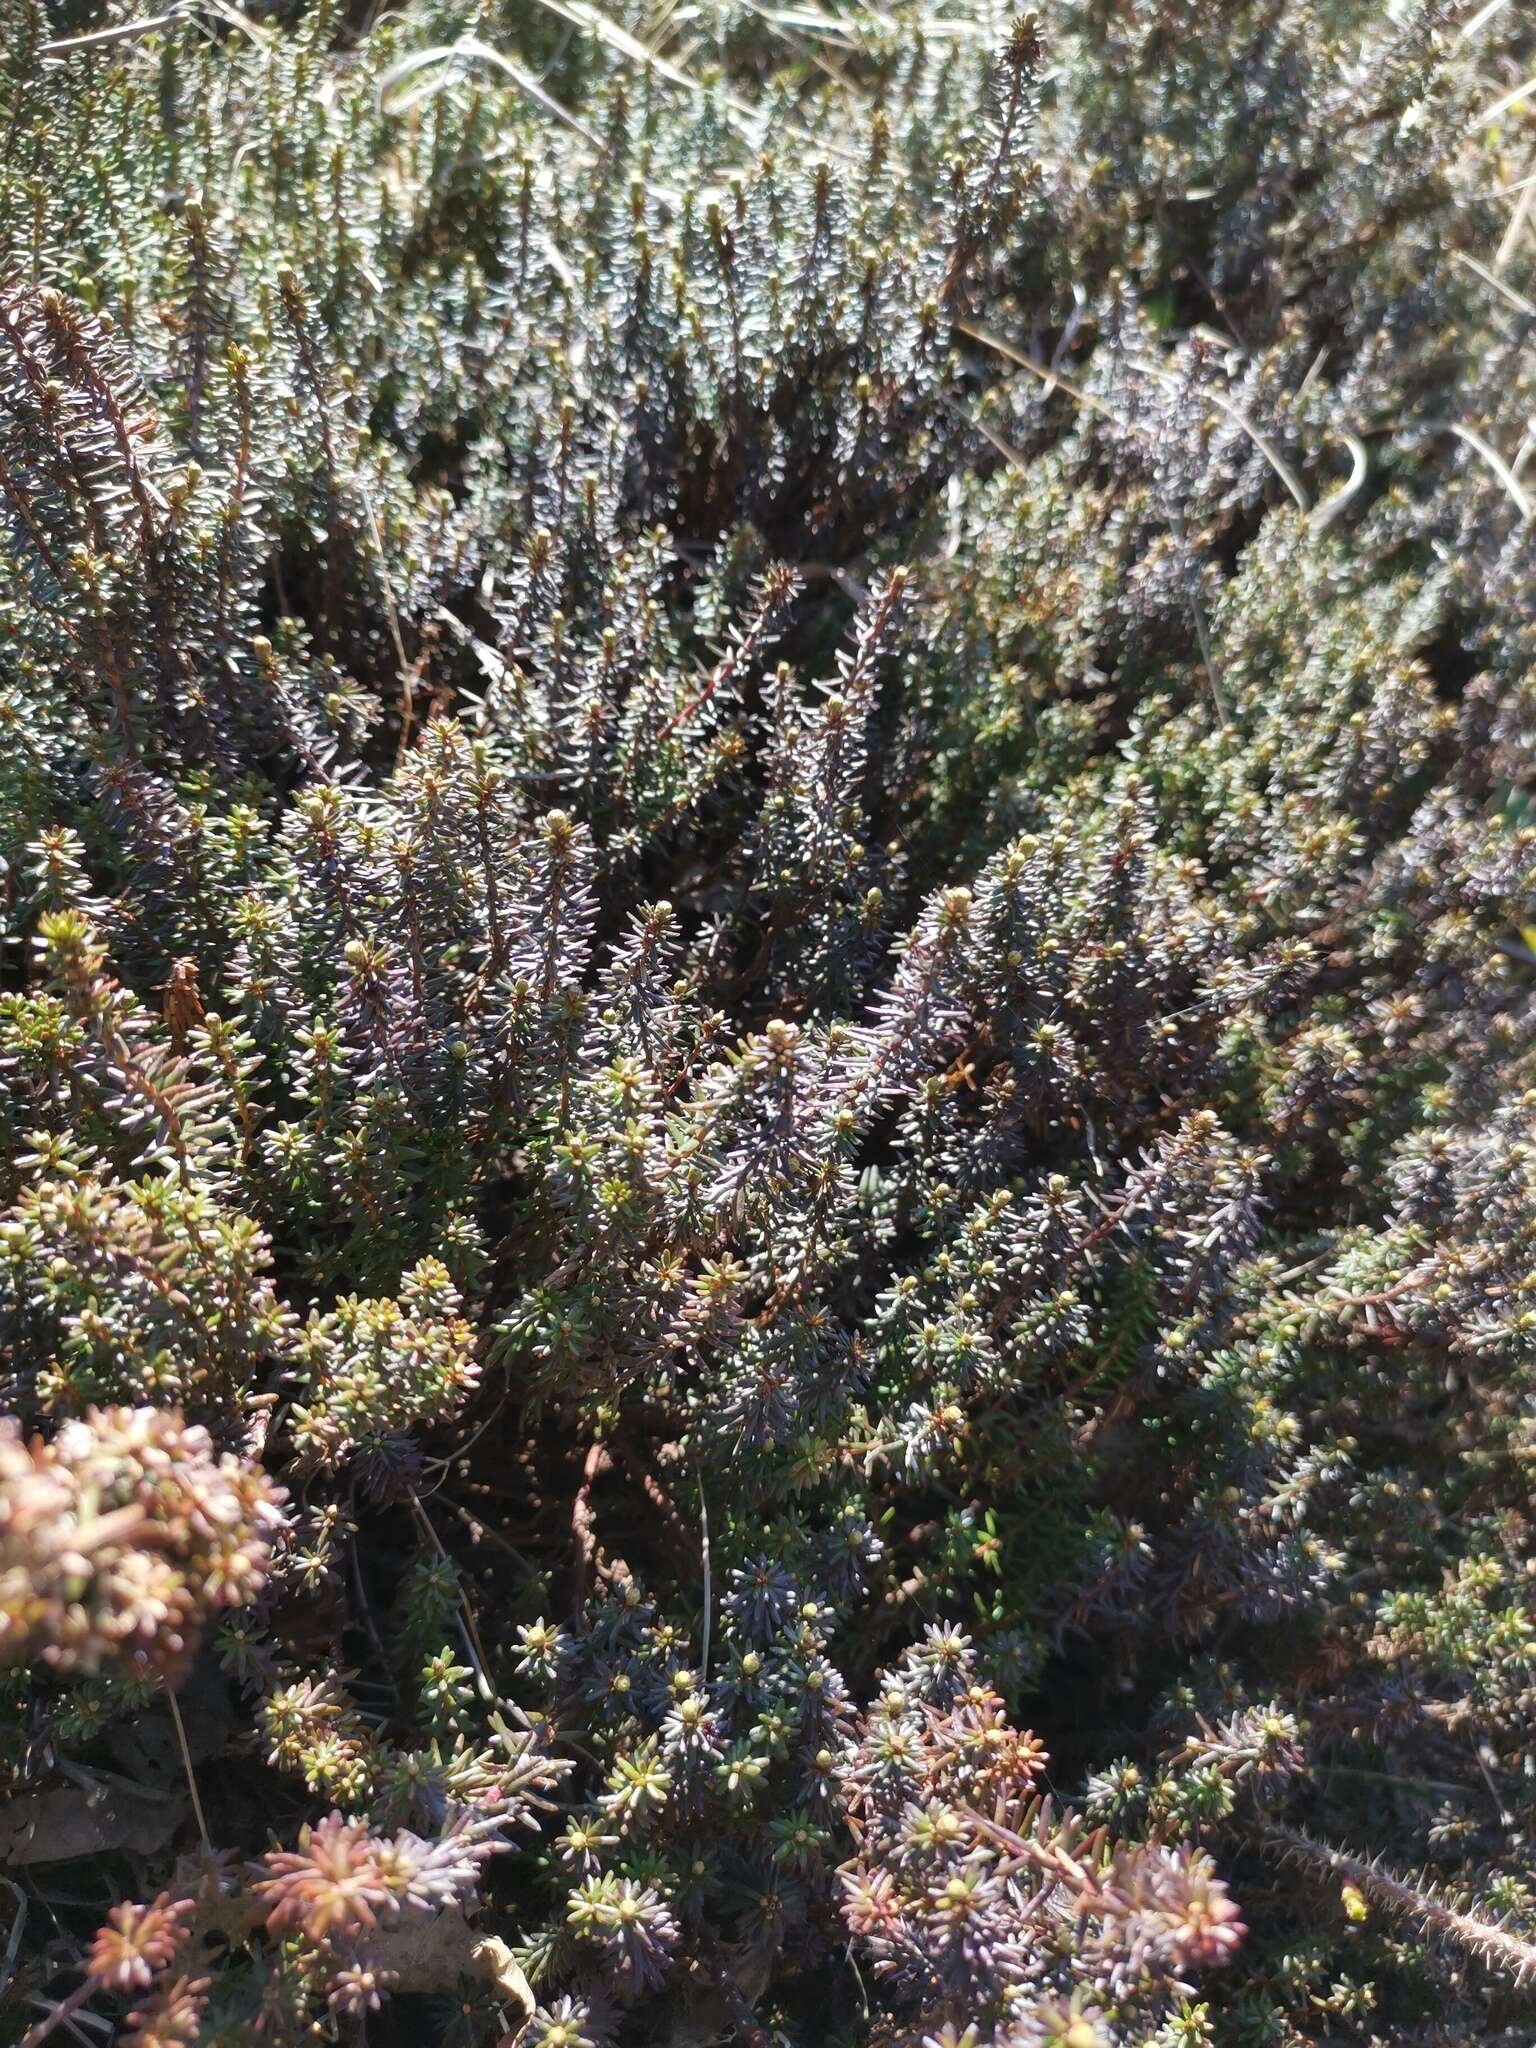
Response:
[4,1,1536,2042]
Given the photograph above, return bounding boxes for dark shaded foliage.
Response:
[5,1,1536,2045]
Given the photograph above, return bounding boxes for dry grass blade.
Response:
[41,8,182,55]
[520,0,758,121]
[519,0,864,162]
[377,37,601,142]
[1142,362,1310,512]
[202,0,274,47]
[1448,421,1535,519]
[959,318,1312,511]
[1308,432,1368,535]
[1467,68,1536,132]
[1452,247,1536,315]
[1458,0,1515,40]
[1496,176,1536,270]
[957,318,1119,420]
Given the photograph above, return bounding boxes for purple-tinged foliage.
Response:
[5,0,1536,2043]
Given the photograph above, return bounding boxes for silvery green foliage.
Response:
[4,0,1536,2043]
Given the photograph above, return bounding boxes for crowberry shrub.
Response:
[4,0,1536,2044]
